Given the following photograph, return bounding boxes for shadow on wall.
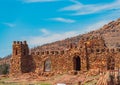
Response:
[21,55,36,73]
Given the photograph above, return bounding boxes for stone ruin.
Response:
[10,36,120,76]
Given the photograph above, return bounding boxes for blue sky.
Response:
[0,0,120,57]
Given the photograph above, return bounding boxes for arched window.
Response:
[96,49,100,53]
[44,59,51,72]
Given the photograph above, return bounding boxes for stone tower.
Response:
[10,41,30,75]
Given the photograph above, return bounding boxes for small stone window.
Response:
[111,49,115,53]
[118,49,120,52]
[74,46,77,48]
[23,49,26,55]
[44,59,51,72]
[96,49,100,53]
[15,49,18,55]
[46,51,49,54]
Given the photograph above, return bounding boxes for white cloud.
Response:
[60,0,120,15]
[40,28,50,35]
[23,0,59,3]
[28,31,79,46]
[70,0,81,4]
[27,20,111,47]
[50,17,76,23]
[3,23,16,28]
[85,20,109,32]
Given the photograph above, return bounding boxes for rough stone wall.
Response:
[10,37,120,76]
[32,49,88,76]
[10,41,34,75]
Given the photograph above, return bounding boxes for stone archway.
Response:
[107,56,115,70]
[44,59,51,72]
[73,56,81,71]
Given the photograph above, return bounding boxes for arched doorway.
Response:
[73,56,81,71]
[44,59,51,72]
[107,57,115,70]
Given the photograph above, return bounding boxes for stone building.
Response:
[10,36,120,76]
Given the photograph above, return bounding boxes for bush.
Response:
[0,64,9,75]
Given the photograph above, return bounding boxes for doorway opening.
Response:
[73,56,81,71]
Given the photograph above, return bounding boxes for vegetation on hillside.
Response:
[0,64,9,75]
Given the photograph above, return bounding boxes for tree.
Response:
[0,64,9,75]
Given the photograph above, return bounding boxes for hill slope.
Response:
[31,18,120,52]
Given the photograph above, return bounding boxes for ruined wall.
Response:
[31,37,120,76]
[31,48,88,76]
[10,37,120,76]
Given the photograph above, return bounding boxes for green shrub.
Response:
[0,64,9,75]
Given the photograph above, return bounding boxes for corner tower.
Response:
[10,41,30,75]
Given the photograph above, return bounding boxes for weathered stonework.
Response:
[10,36,120,76]
[10,41,35,75]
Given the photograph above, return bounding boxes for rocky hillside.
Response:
[31,18,120,52]
[88,18,120,48]
[1,18,120,65]
[0,55,11,65]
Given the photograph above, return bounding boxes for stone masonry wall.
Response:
[10,37,120,76]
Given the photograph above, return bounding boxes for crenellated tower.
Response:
[10,41,30,75]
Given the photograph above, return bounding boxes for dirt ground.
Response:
[0,70,101,85]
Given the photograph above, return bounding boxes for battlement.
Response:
[31,47,120,56]
[13,41,27,45]
[86,48,120,54]
[12,40,29,56]
[31,50,65,56]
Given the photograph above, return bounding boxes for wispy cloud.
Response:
[27,19,109,46]
[60,0,120,15]
[85,20,109,32]
[50,17,76,23]
[3,22,16,28]
[70,0,81,4]
[40,28,50,35]
[28,30,79,46]
[23,0,59,3]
